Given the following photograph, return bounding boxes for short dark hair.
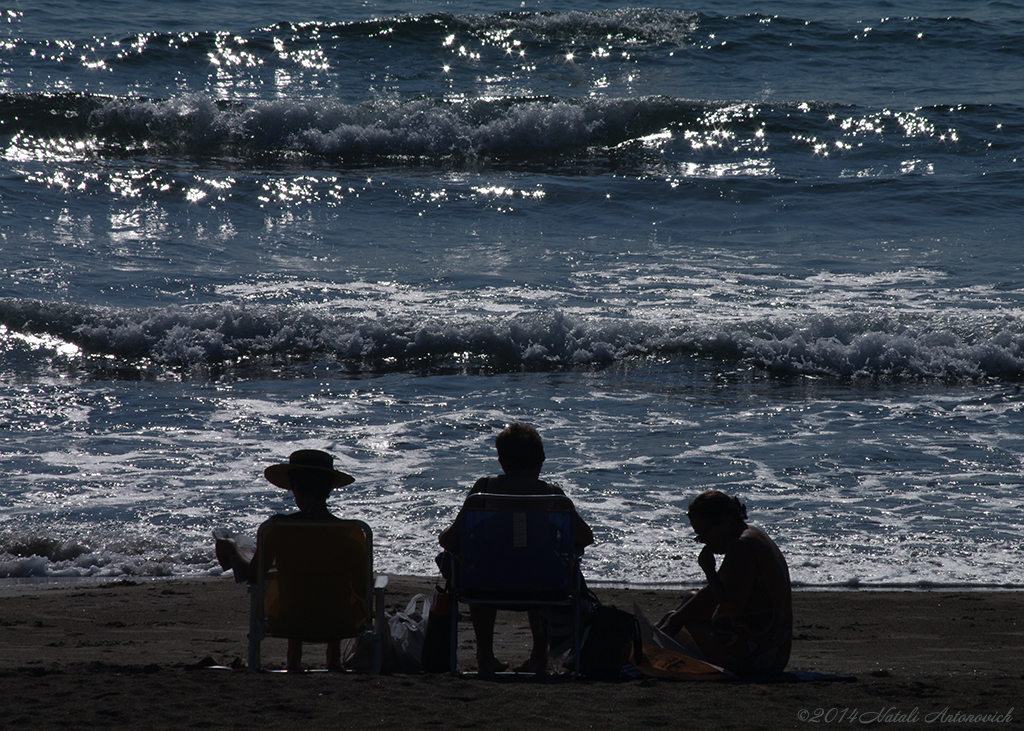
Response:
[495,423,545,471]
[687,490,748,523]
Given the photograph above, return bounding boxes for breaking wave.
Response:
[4,297,1024,381]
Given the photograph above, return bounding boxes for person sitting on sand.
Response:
[657,490,792,676]
[215,449,355,672]
[439,423,594,675]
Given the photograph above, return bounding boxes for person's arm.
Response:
[543,482,593,548]
[700,539,756,619]
[438,513,461,552]
[658,585,717,636]
[440,479,490,551]
[574,513,594,547]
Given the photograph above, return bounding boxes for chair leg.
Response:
[371,580,387,675]
[248,588,262,671]
[449,597,460,676]
[571,597,581,678]
[248,635,260,671]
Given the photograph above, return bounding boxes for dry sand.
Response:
[1,576,1020,730]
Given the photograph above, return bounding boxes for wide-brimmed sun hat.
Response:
[263,449,355,490]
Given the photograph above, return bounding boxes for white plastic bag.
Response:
[389,594,430,673]
[345,593,431,674]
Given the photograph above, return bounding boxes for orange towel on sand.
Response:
[639,644,730,680]
[633,605,732,680]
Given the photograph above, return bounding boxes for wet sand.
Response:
[1,576,1020,730]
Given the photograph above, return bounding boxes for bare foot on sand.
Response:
[513,654,548,675]
[476,656,510,676]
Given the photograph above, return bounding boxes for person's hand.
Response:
[698,544,717,576]
[655,610,675,631]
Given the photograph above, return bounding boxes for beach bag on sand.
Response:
[346,594,429,674]
[566,591,643,680]
[420,584,453,673]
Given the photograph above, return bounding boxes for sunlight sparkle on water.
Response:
[0,325,81,358]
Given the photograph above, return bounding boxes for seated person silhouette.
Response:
[657,490,792,676]
[216,449,355,672]
[439,423,593,675]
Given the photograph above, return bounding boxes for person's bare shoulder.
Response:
[740,525,776,549]
[468,476,493,494]
[729,527,775,568]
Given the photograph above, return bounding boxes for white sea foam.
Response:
[2,371,1023,587]
[4,279,1024,379]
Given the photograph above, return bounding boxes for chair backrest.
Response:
[256,517,373,642]
[455,493,577,602]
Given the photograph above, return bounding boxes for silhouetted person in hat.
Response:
[216,449,354,672]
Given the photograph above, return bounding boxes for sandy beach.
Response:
[0,576,1019,730]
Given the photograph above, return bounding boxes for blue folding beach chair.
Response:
[448,492,582,676]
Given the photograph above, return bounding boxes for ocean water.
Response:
[2,0,1023,588]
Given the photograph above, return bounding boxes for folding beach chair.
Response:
[448,493,582,676]
[247,516,388,672]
